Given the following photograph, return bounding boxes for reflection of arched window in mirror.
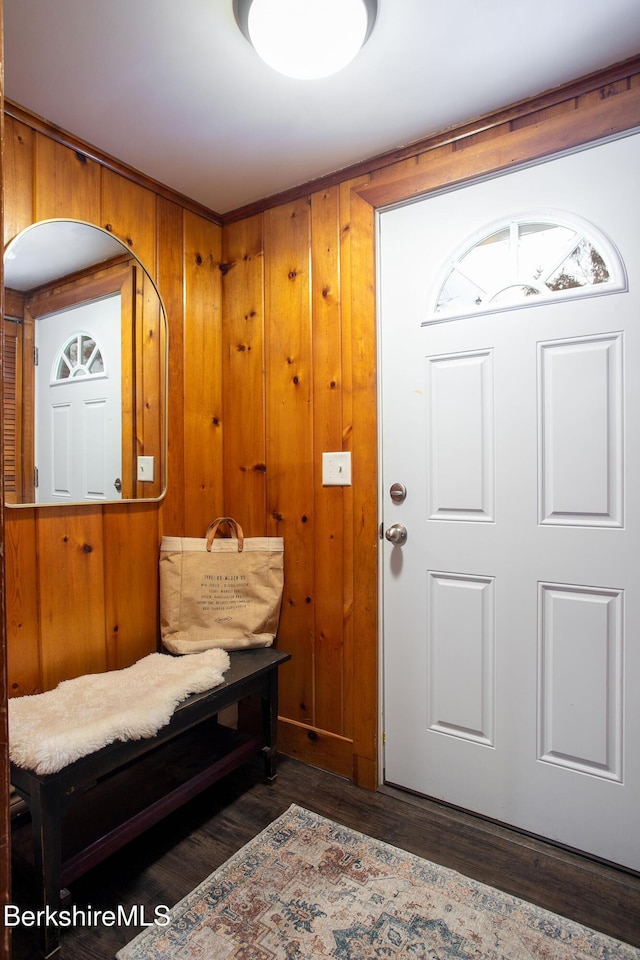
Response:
[54,333,106,380]
[3,220,168,507]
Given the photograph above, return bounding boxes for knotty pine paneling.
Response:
[34,132,101,224]
[133,267,165,502]
[221,214,268,537]
[102,167,157,275]
[263,200,315,726]
[37,506,107,690]
[3,117,32,245]
[104,503,160,670]
[3,115,224,700]
[220,183,378,783]
[4,61,639,793]
[4,508,40,697]
[310,186,346,737]
[340,178,378,786]
[156,198,187,536]
[182,210,225,536]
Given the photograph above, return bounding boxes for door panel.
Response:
[379,132,640,870]
[538,334,623,526]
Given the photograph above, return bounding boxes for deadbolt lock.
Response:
[389,482,407,504]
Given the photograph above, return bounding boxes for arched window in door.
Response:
[428,212,627,323]
[52,332,106,382]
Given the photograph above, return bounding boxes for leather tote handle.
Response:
[205,517,245,552]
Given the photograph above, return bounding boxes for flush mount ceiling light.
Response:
[233,0,378,80]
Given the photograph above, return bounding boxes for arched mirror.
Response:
[3,220,167,506]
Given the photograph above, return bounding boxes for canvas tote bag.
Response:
[160,517,284,654]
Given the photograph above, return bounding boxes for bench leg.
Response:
[261,667,279,784]
[28,780,63,958]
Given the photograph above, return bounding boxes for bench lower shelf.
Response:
[13,720,261,888]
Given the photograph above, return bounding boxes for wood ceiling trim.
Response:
[4,100,224,227]
[222,53,640,222]
[356,82,640,209]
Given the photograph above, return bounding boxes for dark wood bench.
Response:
[10,647,291,958]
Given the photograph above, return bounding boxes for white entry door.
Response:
[36,294,122,503]
[380,132,640,871]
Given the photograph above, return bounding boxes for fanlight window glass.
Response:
[431,216,625,321]
[52,333,106,383]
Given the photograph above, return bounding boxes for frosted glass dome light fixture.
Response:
[233,0,378,80]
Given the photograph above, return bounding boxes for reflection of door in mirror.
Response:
[4,257,139,503]
[4,220,167,506]
[35,295,122,503]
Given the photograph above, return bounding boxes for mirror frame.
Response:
[3,219,168,508]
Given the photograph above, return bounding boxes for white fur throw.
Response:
[9,649,230,775]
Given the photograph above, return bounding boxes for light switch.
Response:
[322,452,352,486]
[137,456,155,482]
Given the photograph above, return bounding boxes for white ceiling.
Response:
[4,0,640,216]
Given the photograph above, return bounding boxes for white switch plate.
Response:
[322,451,352,486]
[137,455,155,482]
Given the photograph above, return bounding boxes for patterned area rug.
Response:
[117,803,638,960]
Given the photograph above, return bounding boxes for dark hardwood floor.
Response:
[10,754,640,959]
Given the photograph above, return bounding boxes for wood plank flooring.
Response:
[10,755,640,959]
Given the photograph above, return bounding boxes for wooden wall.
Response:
[221,185,378,785]
[3,55,640,806]
[2,116,224,697]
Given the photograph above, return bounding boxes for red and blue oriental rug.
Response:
[117,803,638,959]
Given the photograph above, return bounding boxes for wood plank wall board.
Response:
[341,179,378,789]
[221,214,268,537]
[3,117,32,246]
[310,186,346,736]
[263,200,315,725]
[337,179,357,748]
[156,198,187,538]
[34,132,101,223]
[37,506,107,689]
[278,717,355,779]
[182,210,224,536]
[4,508,40,696]
[337,178,356,752]
[134,268,164,501]
[103,504,161,670]
[101,168,157,275]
